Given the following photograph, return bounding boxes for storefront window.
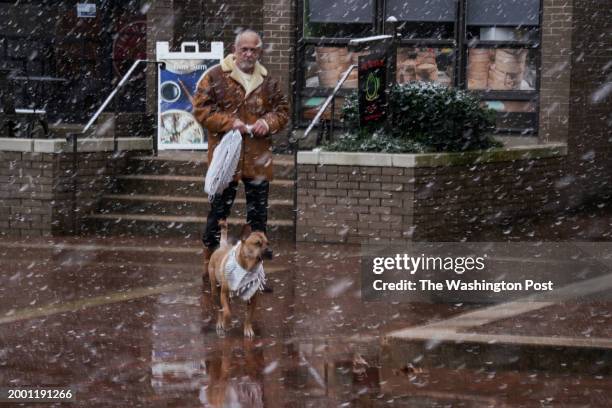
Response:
[463,0,541,133]
[297,0,542,134]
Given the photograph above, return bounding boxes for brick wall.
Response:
[297,154,568,244]
[539,0,574,143]
[0,150,142,237]
[176,0,264,54]
[262,0,294,149]
[261,0,293,98]
[564,0,612,204]
[0,152,55,236]
[52,151,134,234]
[412,158,567,240]
[297,165,415,244]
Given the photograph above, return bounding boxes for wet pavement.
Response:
[0,207,611,407]
[475,292,612,339]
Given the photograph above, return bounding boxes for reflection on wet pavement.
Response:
[0,234,610,407]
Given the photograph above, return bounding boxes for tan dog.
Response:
[208,221,268,338]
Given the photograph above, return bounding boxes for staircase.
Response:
[83,151,296,241]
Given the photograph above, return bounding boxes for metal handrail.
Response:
[67,59,162,234]
[292,64,356,143]
[82,59,159,134]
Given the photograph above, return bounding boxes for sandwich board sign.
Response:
[156,41,223,150]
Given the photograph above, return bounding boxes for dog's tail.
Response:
[219,219,229,246]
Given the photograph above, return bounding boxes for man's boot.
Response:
[202,247,213,287]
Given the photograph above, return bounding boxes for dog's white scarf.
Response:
[224,242,266,301]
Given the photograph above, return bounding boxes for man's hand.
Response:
[251,119,269,137]
[232,119,248,134]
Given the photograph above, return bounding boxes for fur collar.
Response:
[221,54,267,98]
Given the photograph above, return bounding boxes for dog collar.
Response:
[224,242,266,301]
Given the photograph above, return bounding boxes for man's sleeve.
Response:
[262,79,289,135]
[193,71,234,135]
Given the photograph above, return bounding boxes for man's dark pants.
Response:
[202,178,269,250]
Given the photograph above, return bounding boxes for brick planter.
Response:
[0,138,151,237]
[296,144,569,243]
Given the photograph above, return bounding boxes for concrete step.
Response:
[114,175,295,199]
[98,194,295,219]
[127,154,295,179]
[82,214,295,241]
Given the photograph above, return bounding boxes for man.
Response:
[194,29,289,286]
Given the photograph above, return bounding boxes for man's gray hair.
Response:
[234,29,263,49]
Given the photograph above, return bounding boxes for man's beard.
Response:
[237,59,256,72]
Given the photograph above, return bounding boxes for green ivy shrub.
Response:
[324,128,428,153]
[324,82,499,153]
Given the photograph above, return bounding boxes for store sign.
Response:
[156,41,223,150]
[76,3,96,18]
[358,52,387,126]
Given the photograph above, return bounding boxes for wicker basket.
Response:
[416,63,438,81]
[467,49,491,89]
[494,49,526,74]
[337,50,366,88]
[468,49,491,73]
[468,78,488,89]
[488,65,521,90]
[341,69,358,88]
[347,50,368,65]
[315,47,346,88]
[398,59,417,83]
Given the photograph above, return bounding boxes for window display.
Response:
[297,0,542,133]
[303,46,366,89]
[467,48,536,91]
[396,47,454,86]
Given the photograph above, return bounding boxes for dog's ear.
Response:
[240,224,252,242]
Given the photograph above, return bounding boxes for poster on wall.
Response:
[156,41,224,150]
[358,52,387,127]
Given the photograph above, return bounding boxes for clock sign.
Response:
[160,110,205,145]
[156,41,224,150]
